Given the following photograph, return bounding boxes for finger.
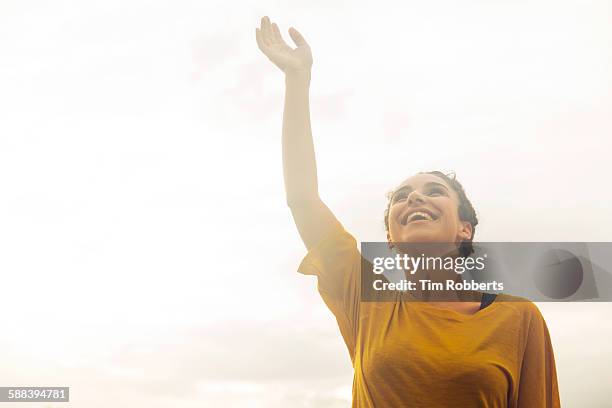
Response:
[271,22,284,45]
[259,17,269,46]
[288,27,309,47]
[261,16,273,46]
[255,28,267,51]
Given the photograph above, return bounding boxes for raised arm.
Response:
[256,16,343,250]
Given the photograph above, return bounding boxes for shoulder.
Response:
[495,294,546,326]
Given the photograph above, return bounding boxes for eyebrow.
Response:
[392,182,450,197]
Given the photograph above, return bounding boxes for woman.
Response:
[255,16,560,407]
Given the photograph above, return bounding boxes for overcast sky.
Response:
[0,0,611,407]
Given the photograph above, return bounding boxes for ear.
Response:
[387,232,393,248]
[457,221,473,241]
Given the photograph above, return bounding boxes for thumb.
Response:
[289,27,309,47]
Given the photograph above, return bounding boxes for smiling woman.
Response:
[255,15,560,407]
[385,171,479,258]
[385,171,478,256]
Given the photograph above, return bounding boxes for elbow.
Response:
[286,194,319,208]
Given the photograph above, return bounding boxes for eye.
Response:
[391,191,408,203]
[427,187,446,197]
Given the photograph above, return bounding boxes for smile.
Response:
[401,209,439,225]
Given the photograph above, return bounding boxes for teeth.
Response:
[407,211,434,223]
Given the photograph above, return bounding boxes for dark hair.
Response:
[383,171,479,257]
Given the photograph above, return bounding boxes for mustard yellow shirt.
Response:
[298,224,560,408]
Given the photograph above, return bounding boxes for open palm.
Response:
[255,16,312,74]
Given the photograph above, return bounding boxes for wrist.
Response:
[285,69,311,84]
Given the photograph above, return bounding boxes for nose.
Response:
[407,189,426,205]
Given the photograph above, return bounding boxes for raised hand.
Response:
[255,16,313,75]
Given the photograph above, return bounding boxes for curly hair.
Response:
[383,171,479,257]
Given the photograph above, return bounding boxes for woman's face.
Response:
[387,173,472,252]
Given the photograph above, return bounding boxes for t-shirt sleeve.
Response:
[297,223,361,363]
[516,303,561,408]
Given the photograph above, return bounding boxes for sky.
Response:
[0,0,611,406]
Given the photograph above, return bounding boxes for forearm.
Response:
[282,71,318,205]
